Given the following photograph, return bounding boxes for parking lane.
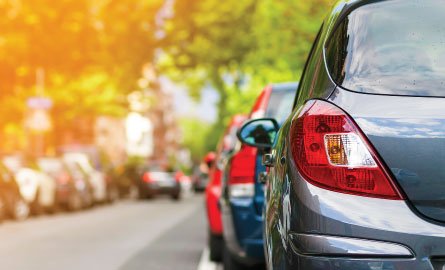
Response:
[119,199,206,270]
[0,195,205,270]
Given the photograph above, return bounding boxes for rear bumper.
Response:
[140,182,180,196]
[279,168,445,270]
[221,197,265,265]
[206,185,223,235]
[284,252,422,270]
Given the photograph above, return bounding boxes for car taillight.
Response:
[175,171,184,182]
[143,172,152,183]
[228,146,256,198]
[290,100,402,200]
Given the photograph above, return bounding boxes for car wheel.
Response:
[11,197,29,221]
[223,243,244,270]
[171,193,181,201]
[209,231,223,262]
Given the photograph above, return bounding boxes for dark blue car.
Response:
[220,82,297,270]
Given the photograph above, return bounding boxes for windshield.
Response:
[265,86,297,124]
[326,0,445,97]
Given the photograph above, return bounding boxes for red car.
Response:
[205,114,247,262]
[221,82,297,269]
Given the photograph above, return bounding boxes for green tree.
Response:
[160,0,333,153]
[0,0,163,148]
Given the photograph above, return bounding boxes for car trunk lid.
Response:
[331,89,445,222]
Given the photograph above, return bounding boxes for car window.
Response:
[266,89,296,124]
[293,24,324,108]
[326,0,445,97]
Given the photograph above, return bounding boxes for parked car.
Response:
[3,155,57,214]
[37,157,93,211]
[63,153,107,204]
[192,153,215,192]
[206,114,247,262]
[0,163,30,220]
[238,1,445,269]
[220,82,298,270]
[136,165,181,200]
[59,145,118,203]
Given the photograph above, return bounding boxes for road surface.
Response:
[0,194,220,270]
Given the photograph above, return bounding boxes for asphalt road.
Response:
[0,194,219,270]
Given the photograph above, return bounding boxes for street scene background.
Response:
[0,0,332,269]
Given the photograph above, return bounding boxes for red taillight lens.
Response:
[175,171,184,183]
[290,100,402,200]
[228,146,256,198]
[143,172,152,183]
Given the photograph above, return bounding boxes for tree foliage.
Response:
[0,0,163,132]
[160,0,334,153]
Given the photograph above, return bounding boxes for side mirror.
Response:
[237,118,280,149]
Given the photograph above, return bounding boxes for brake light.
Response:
[175,171,184,182]
[228,146,256,198]
[290,100,402,200]
[143,172,152,183]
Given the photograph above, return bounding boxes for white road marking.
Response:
[197,247,221,270]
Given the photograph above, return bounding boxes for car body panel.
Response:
[138,170,180,198]
[329,88,445,223]
[263,1,445,270]
[63,153,107,203]
[221,83,298,266]
[0,164,28,219]
[206,115,247,237]
[3,156,57,208]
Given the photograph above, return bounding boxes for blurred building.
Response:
[146,85,180,164]
[125,112,153,157]
[95,116,127,165]
[127,64,181,165]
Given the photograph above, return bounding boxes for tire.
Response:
[171,193,181,201]
[11,198,29,221]
[209,231,223,262]
[223,244,244,270]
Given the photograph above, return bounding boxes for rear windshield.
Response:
[326,0,445,97]
[265,86,297,123]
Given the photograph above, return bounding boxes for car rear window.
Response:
[326,0,445,97]
[265,86,297,123]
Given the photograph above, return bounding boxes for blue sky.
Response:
[160,77,218,123]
